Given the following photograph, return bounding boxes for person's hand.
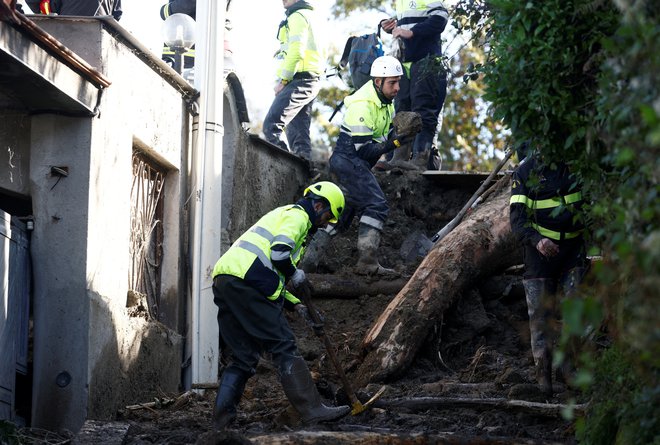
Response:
[290,268,313,300]
[290,268,306,286]
[393,27,414,39]
[274,80,287,95]
[380,18,396,33]
[295,304,324,334]
[385,131,416,151]
[536,238,559,257]
[392,131,416,147]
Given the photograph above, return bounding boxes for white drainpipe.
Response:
[190,0,224,388]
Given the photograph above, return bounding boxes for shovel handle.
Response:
[298,289,363,411]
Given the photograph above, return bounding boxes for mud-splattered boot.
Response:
[213,367,248,430]
[355,224,397,276]
[523,278,556,397]
[280,356,350,424]
[536,347,553,398]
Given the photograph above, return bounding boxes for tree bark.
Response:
[306,274,407,299]
[356,177,520,384]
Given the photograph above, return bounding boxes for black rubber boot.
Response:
[523,278,556,397]
[212,367,248,430]
[537,347,553,398]
[280,356,350,424]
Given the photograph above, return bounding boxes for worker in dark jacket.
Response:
[303,56,418,276]
[381,0,449,170]
[26,0,122,19]
[211,181,350,430]
[510,147,589,397]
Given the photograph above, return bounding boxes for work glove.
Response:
[290,268,306,287]
[290,268,314,301]
[381,131,417,154]
[295,304,325,335]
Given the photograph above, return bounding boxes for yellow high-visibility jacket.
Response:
[276,6,325,81]
[212,205,310,305]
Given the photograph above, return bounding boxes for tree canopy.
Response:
[328,0,659,442]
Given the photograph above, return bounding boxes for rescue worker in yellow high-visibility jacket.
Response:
[262,0,326,161]
[302,56,419,276]
[210,181,350,430]
[510,144,590,397]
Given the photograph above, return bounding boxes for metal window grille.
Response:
[129,152,165,319]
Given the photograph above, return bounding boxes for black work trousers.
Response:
[395,56,447,157]
[212,275,300,378]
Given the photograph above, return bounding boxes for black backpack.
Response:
[329,27,384,122]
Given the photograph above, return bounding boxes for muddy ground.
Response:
[114,168,586,444]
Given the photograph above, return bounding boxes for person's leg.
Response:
[522,245,561,397]
[409,57,447,170]
[522,276,556,397]
[263,85,295,151]
[286,99,314,160]
[277,355,350,424]
[555,239,590,383]
[212,276,262,429]
[263,77,319,156]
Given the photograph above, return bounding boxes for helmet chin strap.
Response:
[373,79,392,105]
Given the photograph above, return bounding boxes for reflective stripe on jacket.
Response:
[395,0,448,62]
[510,156,585,244]
[212,205,309,304]
[335,80,393,155]
[276,8,325,80]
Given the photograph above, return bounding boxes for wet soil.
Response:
[117,168,585,444]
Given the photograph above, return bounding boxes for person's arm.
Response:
[340,101,401,164]
[393,2,449,39]
[510,167,544,248]
[276,11,308,82]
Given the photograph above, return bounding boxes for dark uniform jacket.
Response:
[510,156,585,248]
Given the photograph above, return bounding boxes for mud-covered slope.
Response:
[111,169,586,444]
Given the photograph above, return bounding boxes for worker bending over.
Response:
[211,181,350,429]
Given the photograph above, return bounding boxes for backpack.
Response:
[339,30,384,90]
[329,28,385,122]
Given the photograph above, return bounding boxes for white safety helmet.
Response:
[370,55,403,78]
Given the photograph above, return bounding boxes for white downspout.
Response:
[190,0,225,388]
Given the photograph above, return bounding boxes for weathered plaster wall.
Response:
[15,17,310,434]
[29,114,93,432]
[28,19,186,431]
[221,78,309,245]
[0,112,31,197]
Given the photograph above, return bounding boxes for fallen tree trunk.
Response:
[306,273,407,299]
[357,177,520,384]
[376,396,587,418]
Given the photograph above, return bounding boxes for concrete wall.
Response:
[27,19,185,431]
[0,112,31,198]
[221,75,310,246]
[1,16,311,434]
